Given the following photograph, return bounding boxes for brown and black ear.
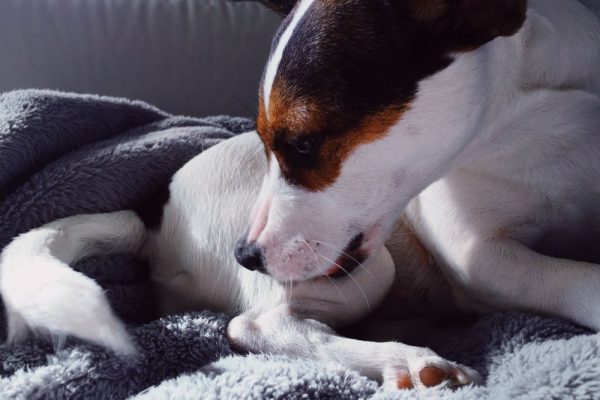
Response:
[260,0,297,15]
[407,0,528,51]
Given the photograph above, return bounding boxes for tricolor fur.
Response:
[242,0,600,305]
[0,132,481,389]
[1,0,600,391]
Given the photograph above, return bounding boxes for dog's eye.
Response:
[291,137,314,155]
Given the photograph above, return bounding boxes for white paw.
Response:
[227,309,330,354]
[227,315,264,353]
[381,344,482,390]
[227,315,258,351]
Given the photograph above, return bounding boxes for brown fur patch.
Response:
[257,79,328,161]
[257,78,410,191]
[267,80,328,138]
[393,216,434,266]
[299,105,408,191]
[371,215,459,321]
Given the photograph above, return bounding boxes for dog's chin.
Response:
[265,253,370,283]
[322,250,367,279]
[278,233,370,283]
[264,231,381,283]
[267,251,368,283]
[263,262,316,283]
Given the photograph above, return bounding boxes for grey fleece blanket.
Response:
[0,90,598,400]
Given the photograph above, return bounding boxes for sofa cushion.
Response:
[0,0,280,117]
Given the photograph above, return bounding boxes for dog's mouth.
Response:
[324,233,366,279]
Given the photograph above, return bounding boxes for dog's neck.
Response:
[410,35,531,175]
[437,5,600,176]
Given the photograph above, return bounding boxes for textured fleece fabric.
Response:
[0,90,598,400]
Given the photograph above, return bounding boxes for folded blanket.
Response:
[0,90,598,400]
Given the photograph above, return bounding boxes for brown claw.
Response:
[419,366,450,387]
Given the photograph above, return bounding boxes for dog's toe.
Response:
[416,362,482,389]
[419,365,449,387]
[450,364,484,386]
[227,315,262,353]
[395,371,414,389]
[383,347,482,391]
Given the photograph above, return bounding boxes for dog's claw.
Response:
[452,366,474,385]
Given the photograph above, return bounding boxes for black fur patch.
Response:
[274,0,525,130]
[259,0,527,190]
[132,184,170,230]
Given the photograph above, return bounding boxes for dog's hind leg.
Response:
[449,239,600,331]
[0,211,146,354]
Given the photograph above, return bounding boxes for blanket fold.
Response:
[0,90,597,400]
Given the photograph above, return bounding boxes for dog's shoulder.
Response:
[516,0,600,93]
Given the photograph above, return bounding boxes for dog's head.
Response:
[235,0,527,281]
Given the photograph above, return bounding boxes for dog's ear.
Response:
[406,0,527,51]
[260,0,297,15]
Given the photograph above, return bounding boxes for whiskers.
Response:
[302,239,319,266]
[318,253,371,312]
[301,239,371,310]
[303,239,349,305]
[313,240,374,278]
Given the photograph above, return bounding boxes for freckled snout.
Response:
[234,238,266,273]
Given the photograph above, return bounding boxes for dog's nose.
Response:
[234,238,265,272]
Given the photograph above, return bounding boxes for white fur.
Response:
[247,0,600,331]
[0,132,479,388]
[0,212,145,354]
[2,0,598,390]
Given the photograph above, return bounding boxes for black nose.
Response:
[234,238,265,272]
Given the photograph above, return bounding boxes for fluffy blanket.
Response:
[0,90,598,400]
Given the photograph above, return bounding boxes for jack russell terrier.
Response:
[2,0,600,391]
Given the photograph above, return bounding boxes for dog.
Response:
[0,131,480,390]
[236,0,600,329]
[2,0,600,391]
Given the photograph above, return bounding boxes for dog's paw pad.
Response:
[396,371,414,389]
[385,354,482,391]
[416,363,482,388]
[419,366,449,387]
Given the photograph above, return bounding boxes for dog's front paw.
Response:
[381,345,482,390]
[227,315,266,353]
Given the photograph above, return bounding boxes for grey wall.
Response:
[0,0,281,117]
